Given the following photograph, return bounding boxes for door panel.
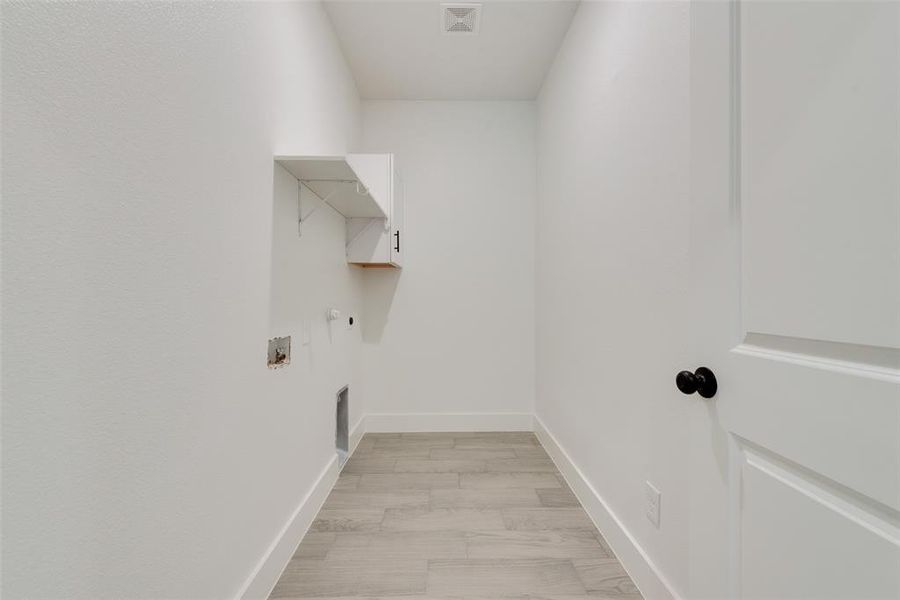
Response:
[739,445,900,600]
[689,2,900,599]
[729,349,899,509]
[740,1,900,350]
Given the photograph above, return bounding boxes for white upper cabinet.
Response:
[346,154,404,269]
[345,154,391,217]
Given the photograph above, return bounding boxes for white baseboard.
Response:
[365,412,534,432]
[534,417,680,600]
[237,456,338,600]
[347,416,365,459]
[238,416,368,600]
[239,414,673,600]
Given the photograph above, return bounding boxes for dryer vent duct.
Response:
[441,3,481,35]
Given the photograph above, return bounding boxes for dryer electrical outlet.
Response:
[267,336,291,368]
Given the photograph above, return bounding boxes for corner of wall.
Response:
[534,417,681,600]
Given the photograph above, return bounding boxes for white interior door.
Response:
[689,2,900,599]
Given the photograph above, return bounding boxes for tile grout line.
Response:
[270,432,641,599]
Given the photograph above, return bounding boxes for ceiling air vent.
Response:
[441,3,481,35]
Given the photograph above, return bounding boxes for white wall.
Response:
[4,1,698,596]
[535,2,692,597]
[2,2,363,598]
[359,101,536,429]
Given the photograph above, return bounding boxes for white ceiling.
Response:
[323,1,579,100]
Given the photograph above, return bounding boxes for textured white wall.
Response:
[535,2,692,596]
[3,1,699,596]
[2,2,362,598]
[359,101,536,424]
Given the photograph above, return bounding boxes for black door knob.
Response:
[676,367,717,398]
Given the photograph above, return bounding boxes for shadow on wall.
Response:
[268,163,333,373]
[269,163,304,340]
[270,164,291,332]
[361,268,401,344]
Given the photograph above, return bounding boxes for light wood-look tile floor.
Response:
[269,432,642,599]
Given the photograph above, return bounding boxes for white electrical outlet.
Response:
[645,481,661,528]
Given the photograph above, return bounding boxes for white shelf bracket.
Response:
[297,180,338,237]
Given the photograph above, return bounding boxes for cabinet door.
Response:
[390,166,404,267]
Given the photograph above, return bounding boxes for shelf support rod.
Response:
[297,180,338,237]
